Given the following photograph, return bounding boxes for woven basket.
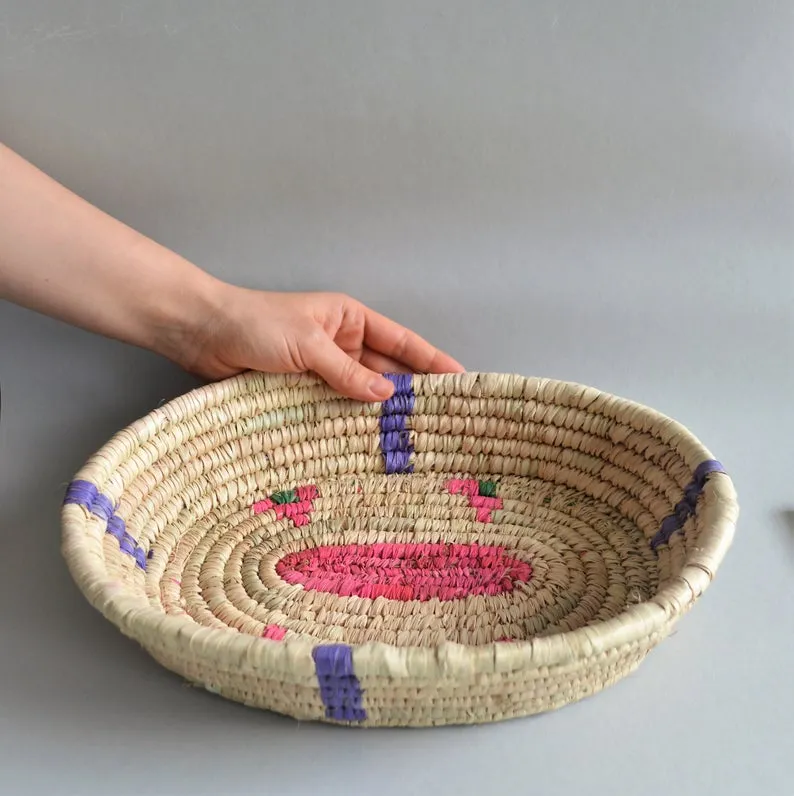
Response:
[61,372,738,727]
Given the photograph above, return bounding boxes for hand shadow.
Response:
[780,510,794,563]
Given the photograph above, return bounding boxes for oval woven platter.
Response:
[61,372,738,727]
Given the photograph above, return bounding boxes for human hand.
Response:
[0,142,462,401]
[173,287,464,402]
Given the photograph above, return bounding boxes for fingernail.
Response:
[370,378,394,400]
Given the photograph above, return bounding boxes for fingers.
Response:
[304,333,395,402]
[359,347,412,375]
[363,308,465,374]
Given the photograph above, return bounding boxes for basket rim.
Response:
[61,370,739,680]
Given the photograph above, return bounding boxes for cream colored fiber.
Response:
[61,372,738,727]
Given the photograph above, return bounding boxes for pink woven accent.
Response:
[253,485,319,527]
[252,498,274,514]
[447,479,479,497]
[296,485,319,501]
[263,624,287,640]
[447,480,503,522]
[276,542,531,602]
[281,500,315,526]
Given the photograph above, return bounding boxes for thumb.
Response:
[305,333,395,402]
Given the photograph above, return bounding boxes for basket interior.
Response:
[65,372,724,649]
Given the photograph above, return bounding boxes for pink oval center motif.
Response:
[275,542,532,601]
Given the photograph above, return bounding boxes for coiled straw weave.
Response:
[61,372,738,727]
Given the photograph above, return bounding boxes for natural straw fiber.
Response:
[61,372,738,727]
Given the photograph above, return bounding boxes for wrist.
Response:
[143,254,229,372]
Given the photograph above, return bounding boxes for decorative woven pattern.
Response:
[61,372,738,727]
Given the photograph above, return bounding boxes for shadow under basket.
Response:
[61,372,738,727]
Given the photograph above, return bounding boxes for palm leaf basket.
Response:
[61,372,738,727]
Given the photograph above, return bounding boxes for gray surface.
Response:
[1,2,792,794]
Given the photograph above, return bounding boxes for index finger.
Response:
[363,308,465,375]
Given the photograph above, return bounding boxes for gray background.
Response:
[1,2,792,794]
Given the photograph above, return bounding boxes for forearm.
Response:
[0,142,221,362]
[0,143,462,400]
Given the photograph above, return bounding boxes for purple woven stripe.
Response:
[379,373,415,475]
[64,479,147,570]
[312,644,366,722]
[64,480,98,506]
[650,460,726,550]
[693,459,725,486]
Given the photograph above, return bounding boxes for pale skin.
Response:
[0,143,464,401]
